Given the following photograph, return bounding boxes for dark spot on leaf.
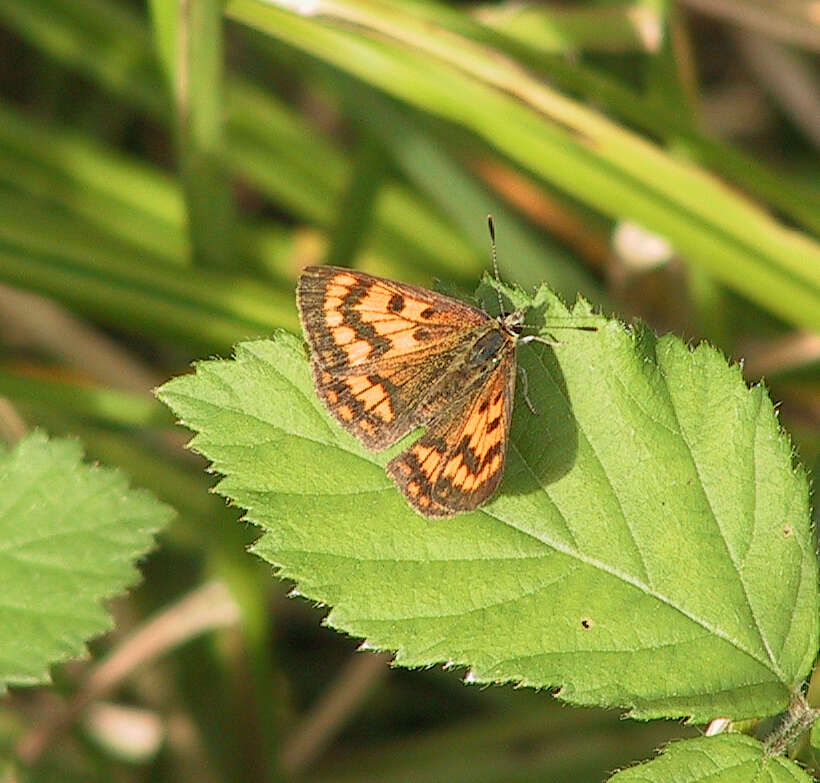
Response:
[580,617,593,630]
[783,524,793,538]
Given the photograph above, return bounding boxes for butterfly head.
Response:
[499,307,527,337]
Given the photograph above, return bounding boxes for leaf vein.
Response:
[484,501,774,675]
[526,344,652,584]
[654,358,783,681]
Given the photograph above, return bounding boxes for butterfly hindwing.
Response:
[310,344,470,450]
[386,347,516,517]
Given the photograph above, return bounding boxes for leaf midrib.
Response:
[653,355,782,681]
[499,331,786,686]
[495,442,776,678]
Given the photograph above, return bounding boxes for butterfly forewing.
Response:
[297,266,487,375]
[297,265,518,517]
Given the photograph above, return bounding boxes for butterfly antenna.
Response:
[487,215,506,316]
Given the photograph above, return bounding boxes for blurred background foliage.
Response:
[0,0,818,780]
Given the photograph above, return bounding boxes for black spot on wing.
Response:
[486,415,502,434]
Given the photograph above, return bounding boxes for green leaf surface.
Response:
[608,733,813,782]
[157,282,817,722]
[0,433,173,690]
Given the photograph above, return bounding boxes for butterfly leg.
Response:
[517,333,559,415]
[519,333,563,347]
[517,365,538,415]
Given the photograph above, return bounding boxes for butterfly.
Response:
[296,253,565,518]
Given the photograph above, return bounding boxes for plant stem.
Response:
[763,691,820,756]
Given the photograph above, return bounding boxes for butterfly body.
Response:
[297,265,523,517]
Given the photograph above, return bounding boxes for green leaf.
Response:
[608,734,813,782]
[0,433,173,690]
[157,282,818,722]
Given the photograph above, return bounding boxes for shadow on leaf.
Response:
[502,340,579,496]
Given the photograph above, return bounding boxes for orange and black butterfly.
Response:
[297,235,562,517]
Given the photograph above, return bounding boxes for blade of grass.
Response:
[0,0,479,282]
[0,102,189,266]
[323,132,388,269]
[537,51,820,236]
[7,0,818,321]
[0,0,168,115]
[643,1,699,126]
[0,368,171,429]
[6,0,817,243]
[339,85,601,298]
[473,2,663,54]
[228,79,482,283]
[167,0,238,269]
[0,243,295,352]
[0,188,293,328]
[0,98,471,348]
[226,0,820,331]
[305,0,820,235]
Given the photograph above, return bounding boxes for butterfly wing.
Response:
[386,346,516,517]
[298,266,490,450]
[297,266,488,375]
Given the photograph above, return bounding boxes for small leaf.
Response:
[0,432,173,690]
[608,734,813,782]
[158,282,818,722]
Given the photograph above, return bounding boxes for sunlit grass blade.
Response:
[155,0,238,270]
[0,369,171,429]
[226,0,820,331]
[337,85,601,299]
